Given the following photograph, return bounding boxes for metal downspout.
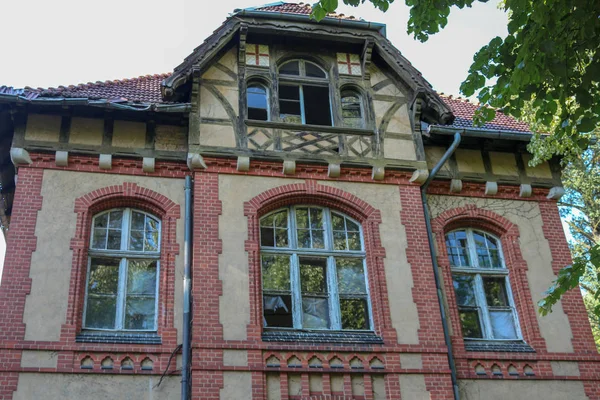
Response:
[181,176,193,400]
[421,132,461,400]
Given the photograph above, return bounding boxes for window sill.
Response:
[245,120,374,136]
[464,340,535,353]
[76,331,162,345]
[262,330,383,344]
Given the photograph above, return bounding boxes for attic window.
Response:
[278,60,332,126]
[247,82,269,121]
[341,89,364,129]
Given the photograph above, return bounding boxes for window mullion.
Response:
[504,275,522,339]
[289,207,297,249]
[466,229,479,268]
[121,208,131,251]
[328,256,340,330]
[291,253,302,329]
[299,85,306,124]
[323,208,332,251]
[116,258,128,330]
[474,274,492,339]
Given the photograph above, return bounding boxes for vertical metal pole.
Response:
[421,132,461,400]
[181,175,193,400]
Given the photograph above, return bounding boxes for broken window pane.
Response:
[300,258,327,294]
[303,85,332,126]
[340,298,369,330]
[263,294,293,327]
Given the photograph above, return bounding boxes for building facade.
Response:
[0,3,599,399]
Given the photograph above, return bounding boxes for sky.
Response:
[0,0,508,96]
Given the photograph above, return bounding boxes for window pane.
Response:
[296,208,309,228]
[459,310,483,338]
[346,219,359,232]
[124,297,156,330]
[249,107,268,121]
[340,298,369,330]
[261,227,275,247]
[127,260,157,295]
[446,230,470,267]
[490,311,518,339]
[483,277,509,306]
[261,214,274,227]
[263,294,293,327]
[107,229,122,250]
[302,297,329,329]
[312,230,325,249]
[300,258,327,294]
[309,208,323,229]
[303,85,332,126]
[94,213,109,229]
[333,231,347,250]
[108,210,123,228]
[273,211,288,228]
[262,255,291,291]
[275,229,289,247]
[92,228,108,249]
[336,258,366,294]
[248,85,267,108]
[341,92,363,128]
[452,275,476,306]
[297,229,311,248]
[347,231,361,251]
[279,84,300,100]
[144,229,160,252]
[131,211,145,230]
[129,230,144,251]
[279,61,300,75]
[331,213,345,230]
[305,62,326,78]
[88,258,120,295]
[85,296,117,329]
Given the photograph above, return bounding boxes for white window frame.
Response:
[260,205,373,331]
[278,59,333,126]
[447,228,522,341]
[83,208,161,332]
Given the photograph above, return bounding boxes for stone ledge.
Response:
[262,330,384,344]
[76,332,162,345]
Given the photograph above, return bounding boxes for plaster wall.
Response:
[217,175,304,340]
[318,181,420,344]
[458,379,588,400]
[155,124,187,152]
[23,170,184,342]
[399,374,430,400]
[112,120,146,148]
[13,373,180,399]
[24,114,61,142]
[220,371,252,400]
[428,195,574,353]
[69,117,103,146]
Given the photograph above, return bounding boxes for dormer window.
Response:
[278,59,332,126]
[341,88,364,129]
[247,82,269,121]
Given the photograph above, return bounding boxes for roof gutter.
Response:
[234,9,387,37]
[0,93,191,113]
[421,132,462,400]
[428,124,532,142]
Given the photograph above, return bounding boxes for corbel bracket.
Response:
[361,38,375,79]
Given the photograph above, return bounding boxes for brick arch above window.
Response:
[243,181,398,344]
[62,182,181,347]
[430,204,547,353]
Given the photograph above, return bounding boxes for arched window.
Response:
[340,88,364,128]
[278,59,332,126]
[84,208,160,331]
[446,229,521,340]
[247,82,269,121]
[260,206,371,331]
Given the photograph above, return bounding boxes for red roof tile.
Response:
[255,2,360,20]
[12,74,170,104]
[440,95,531,133]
